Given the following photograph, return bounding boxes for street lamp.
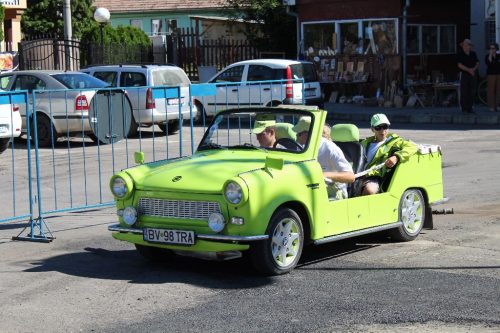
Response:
[94,7,110,61]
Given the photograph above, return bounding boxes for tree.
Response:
[21,0,96,38]
[224,0,297,58]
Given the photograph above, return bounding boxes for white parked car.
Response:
[192,59,323,121]
[0,102,21,153]
[81,65,193,135]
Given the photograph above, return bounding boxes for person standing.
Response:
[457,38,479,113]
[485,42,500,112]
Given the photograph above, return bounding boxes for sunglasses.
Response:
[374,124,389,131]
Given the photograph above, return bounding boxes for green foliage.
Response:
[22,0,96,38]
[0,3,4,41]
[224,0,296,57]
[80,25,150,47]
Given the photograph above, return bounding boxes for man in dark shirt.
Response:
[457,38,479,113]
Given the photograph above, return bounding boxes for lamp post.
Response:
[94,7,110,62]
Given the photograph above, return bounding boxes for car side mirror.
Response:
[134,151,145,165]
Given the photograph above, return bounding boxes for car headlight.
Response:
[110,174,133,199]
[208,213,225,233]
[225,181,243,204]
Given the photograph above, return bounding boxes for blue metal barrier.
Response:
[2,79,311,242]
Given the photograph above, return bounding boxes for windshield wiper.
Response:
[229,143,265,151]
[199,142,225,151]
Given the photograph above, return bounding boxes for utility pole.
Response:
[63,0,73,70]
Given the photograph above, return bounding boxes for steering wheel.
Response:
[274,138,302,152]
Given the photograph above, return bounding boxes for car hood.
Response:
[126,150,269,194]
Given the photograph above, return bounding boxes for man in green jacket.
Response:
[360,114,417,195]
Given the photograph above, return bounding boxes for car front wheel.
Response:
[250,207,304,275]
[391,189,426,241]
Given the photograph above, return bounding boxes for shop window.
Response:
[340,22,359,54]
[303,23,335,54]
[439,26,455,53]
[407,25,420,54]
[363,20,397,55]
[422,26,438,53]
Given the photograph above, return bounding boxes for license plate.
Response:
[305,90,316,97]
[167,97,184,106]
[143,228,195,245]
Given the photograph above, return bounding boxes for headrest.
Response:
[275,123,297,140]
[331,124,360,142]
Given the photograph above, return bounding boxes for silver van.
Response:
[81,65,192,135]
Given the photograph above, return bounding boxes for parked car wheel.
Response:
[193,100,207,125]
[31,113,55,148]
[158,119,180,135]
[135,244,173,262]
[0,138,9,153]
[127,118,139,138]
[250,207,304,275]
[391,189,426,242]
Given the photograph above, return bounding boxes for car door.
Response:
[119,71,146,120]
[9,74,48,130]
[246,64,283,106]
[205,65,246,115]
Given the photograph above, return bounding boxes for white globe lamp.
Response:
[94,7,110,24]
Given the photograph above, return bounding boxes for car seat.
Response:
[331,124,366,197]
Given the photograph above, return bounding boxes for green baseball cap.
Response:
[292,117,311,133]
[252,120,276,134]
[370,113,391,127]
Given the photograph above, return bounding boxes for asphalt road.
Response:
[0,123,499,333]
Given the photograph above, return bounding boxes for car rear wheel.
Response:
[391,189,425,241]
[193,101,207,125]
[135,244,173,262]
[127,118,139,138]
[158,119,180,135]
[30,113,55,148]
[0,138,9,153]
[250,207,304,275]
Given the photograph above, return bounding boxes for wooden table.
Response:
[433,83,460,106]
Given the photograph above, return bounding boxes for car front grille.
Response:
[138,198,221,220]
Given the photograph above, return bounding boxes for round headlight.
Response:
[123,206,137,226]
[111,176,128,198]
[224,181,242,204]
[208,213,225,233]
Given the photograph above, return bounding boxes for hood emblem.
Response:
[172,176,182,182]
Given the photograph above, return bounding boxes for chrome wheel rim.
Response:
[271,218,301,267]
[401,191,423,236]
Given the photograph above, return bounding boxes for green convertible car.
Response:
[108,106,446,275]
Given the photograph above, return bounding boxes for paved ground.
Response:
[0,124,499,332]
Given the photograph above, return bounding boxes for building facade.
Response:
[1,0,27,51]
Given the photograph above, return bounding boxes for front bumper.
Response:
[108,224,268,252]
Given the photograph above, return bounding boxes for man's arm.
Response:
[324,171,355,183]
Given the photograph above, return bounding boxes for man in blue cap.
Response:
[360,114,417,195]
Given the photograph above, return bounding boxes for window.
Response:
[13,75,46,92]
[302,18,398,55]
[303,23,335,51]
[212,66,244,83]
[407,25,456,55]
[130,19,143,30]
[247,65,274,82]
[152,19,163,35]
[94,72,118,87]
[120,72,146,87]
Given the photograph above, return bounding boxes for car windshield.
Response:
[51,73,109,89]
[197,109,313,153]
[152,67,190,87]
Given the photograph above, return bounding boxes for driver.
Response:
[252,118,278,148]
[293,117,354,199]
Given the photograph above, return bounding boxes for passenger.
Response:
[322,124,332,140]
[360,114,417,195]
[293,117,354,199]
[252,117,279,148]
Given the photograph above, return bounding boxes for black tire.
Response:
[135,244,173,262]
[390,189,426,242]
[193,101,207,125]
[31,113,55,148]
[127,119,139,138]
[158,119,180,135]
[0,138,9,153]
[250,207,304,275]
